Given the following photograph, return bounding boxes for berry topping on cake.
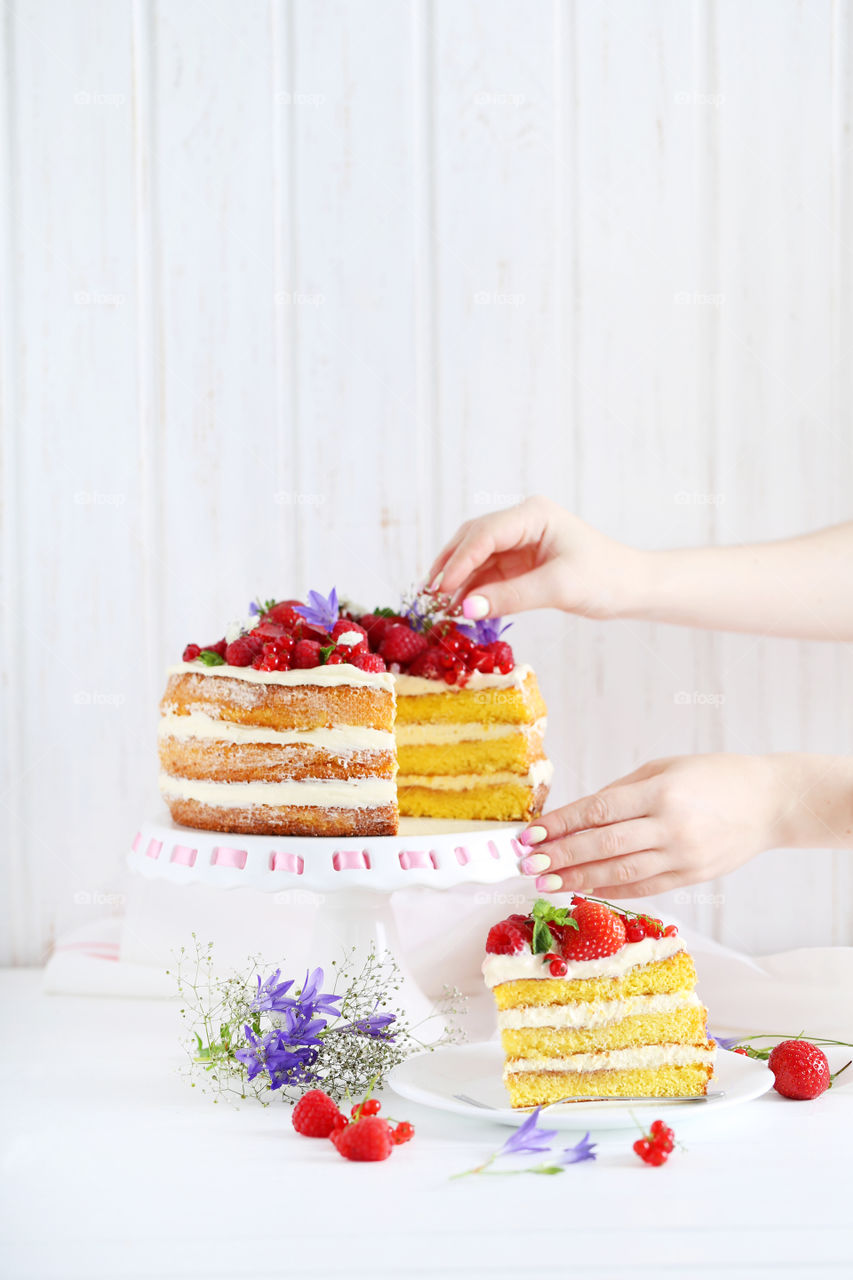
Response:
[182,643,201,662]
[292,639,323,668]
[485,920,529,955]
[379,624,430,666]
[225,637,259,667]
[561,900,627,961]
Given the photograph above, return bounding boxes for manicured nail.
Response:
[520,825,548,846]
[461,594,489,620]
[521,853,551,875]
[429,570,444,591]
[536,874,563,893]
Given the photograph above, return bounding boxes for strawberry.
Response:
[488,640,515,673]
[332,1116,394,1162]
[293,639,323,668]
[485,920,528,956]
[292,1089,342,1138]
[561,900,627,961]
[768,1040,832,1100]
[379,624,429,667]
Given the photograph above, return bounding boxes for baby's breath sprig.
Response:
[171,936,467,1108]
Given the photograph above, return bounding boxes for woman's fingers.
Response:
[520,781,652,847]
[434,503,545,598]
[532,850,671,896]
[519,818,660,877]
[459,564,563,619]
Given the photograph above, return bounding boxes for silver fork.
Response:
[453,1091,724,1111]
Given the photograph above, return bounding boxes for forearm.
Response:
[623,522,853,639]
[771,754,853,849]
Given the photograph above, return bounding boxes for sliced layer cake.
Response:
[358,602,552,823]
[483,898,716,1105]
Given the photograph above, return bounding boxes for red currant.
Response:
[548,957,568,977]
[351,1098,381,1119]
[625,921,645,943]
[663,924,678,937]
[391,1121,415,1145]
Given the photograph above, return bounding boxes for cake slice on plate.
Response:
[483,897,716,1105]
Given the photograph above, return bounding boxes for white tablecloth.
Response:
[2,955,852,1280]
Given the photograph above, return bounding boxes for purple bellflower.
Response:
[294,588,339,633]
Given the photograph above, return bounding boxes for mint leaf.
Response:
[319,644,335,664]
[373,606,397,617]
[198,649,226,666]
[531,919,555,954]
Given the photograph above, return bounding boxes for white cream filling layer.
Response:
[397,759,553,790]
[497,992,701,1030]
[393,664,532,696]
[394,717,547,746]
[482,935,686,987]
[168,661,395,693]
[158,712,394,752]
[504,1043,716,1075]
[158,772,395,809]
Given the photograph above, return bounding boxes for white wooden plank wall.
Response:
[1,0,850,964]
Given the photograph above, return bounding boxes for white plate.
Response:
[388,1041,774,1131]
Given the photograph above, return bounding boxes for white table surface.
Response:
[1,969,851,1280]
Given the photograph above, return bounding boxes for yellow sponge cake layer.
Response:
[504,1062,715,1105]
[394,668,546,726]
[396,734,542,777]
[501,1006,708,1057]
[491,951,697,1009]
[397,779,549,822]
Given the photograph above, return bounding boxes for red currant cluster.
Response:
[292,1089,414,1162]
[633,1119,676,1166]
[360,614,515,686]
[623,914,679,943]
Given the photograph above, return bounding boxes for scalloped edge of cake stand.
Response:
[127,812,530,892]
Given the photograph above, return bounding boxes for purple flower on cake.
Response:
[294,587,339,633]
[457,616,512,645]
[557,1131,597,1165]
[288,967,344,1020]
[496,1107,559,1158]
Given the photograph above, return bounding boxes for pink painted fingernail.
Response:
[520,825,547,846]
[429,571,444,591]
[521,854,550,875]
[536,874,563,893]
[461,594,489,620]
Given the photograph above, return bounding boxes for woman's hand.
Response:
[427,495,643,621]
[518,754,788,898]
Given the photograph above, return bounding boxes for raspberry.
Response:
[293,639,323,668]
[352,650,387,672]
[561,901,627,961]
[351,1098,381,1119]
[359,613,406,650]
[332,619,367,645]
[332,1116,394,1162]
[391,1121,415,1145]
[379,624,430,667]
[205,638,227,658]
[182,643,201,661]
[406,649,446,680]
[485,920,528,955]
[225,637,257,667]
[470,645,495,673]
[292,1090,341,1138]
[768,1040,832,1100]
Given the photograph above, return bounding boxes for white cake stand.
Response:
[125,814,533,1033]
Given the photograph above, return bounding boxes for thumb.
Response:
[460,564,562,618]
